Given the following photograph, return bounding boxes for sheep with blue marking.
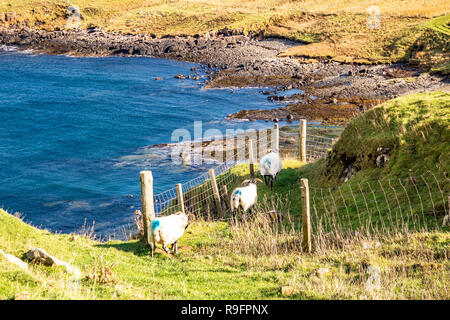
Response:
[259,151,282,190]
[148,211,194,257]
[230,178,263,217]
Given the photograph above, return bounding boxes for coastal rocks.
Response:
[267,95,286,102]
[0,25,447,117]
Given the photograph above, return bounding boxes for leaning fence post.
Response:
[176,183,185,214]
[300,178,312,253]
[248,139,255,179]
[299,119,307,162]
[140,171,155,244]
[209,168,224,218]
[273,123,279,152]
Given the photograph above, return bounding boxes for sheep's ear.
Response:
[254,178,263,183]
[241,179,250,186]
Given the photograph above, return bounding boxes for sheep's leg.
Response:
[270,177,273,190]
[162,244,170,254]
[150,242,155,258]
[173,241,179,255]
[231,209,236,222]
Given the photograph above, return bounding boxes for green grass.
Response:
[1,206,448,299]
[1,91,449,299]
[317,91,450,183]
[407,15,450,74]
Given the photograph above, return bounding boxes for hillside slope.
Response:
[1,91,449,300]
[0,1,448,69]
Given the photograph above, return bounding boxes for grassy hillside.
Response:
[1,198,449,300]
[0,1,448,69]
[1,91,449,300]
[315,91,450,183]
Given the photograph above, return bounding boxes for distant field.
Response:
[0,1,448,68]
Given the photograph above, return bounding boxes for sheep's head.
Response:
[176,211,195,229]
[241,178,263,186]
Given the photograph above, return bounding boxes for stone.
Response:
[280,286,298,296]
[341,163,356,182]
[26,248,55,266]
[25,248,81,277]
[0,249,28,270]
[376,154,390,168]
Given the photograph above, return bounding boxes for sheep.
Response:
[259,151,282,190]
[148,211,194,258]
[230,178,263,216]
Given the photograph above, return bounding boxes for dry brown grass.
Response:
[0,0,448,65]
[84,254,117,285]
[202,201,449,299]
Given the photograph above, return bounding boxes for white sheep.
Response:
[259,151,282,190]
[230,178,263,216]
[148,211,194,257]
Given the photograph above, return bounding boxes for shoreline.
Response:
[1,25,449,126]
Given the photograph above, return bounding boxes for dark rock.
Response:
[341,163,356,182]
[268,95,286,102]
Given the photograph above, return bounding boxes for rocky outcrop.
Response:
[25,248,81,276]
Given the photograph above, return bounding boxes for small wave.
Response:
[0,45,18,52]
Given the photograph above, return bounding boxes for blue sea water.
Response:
[0,50,289,236]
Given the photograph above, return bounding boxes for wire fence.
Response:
[108,124,342,239]
[107,121,449,249]
[309,171,450,244]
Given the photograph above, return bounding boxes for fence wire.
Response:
[309,171,449,249]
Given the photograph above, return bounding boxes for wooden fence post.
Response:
[176,183,185,214]
[300,178,312,253]
[221,185,229,212]
[299,119,307,162]
[273,123,279,152]
[209,169,224,218]
[140,171,155,244]
[248,139,255,179]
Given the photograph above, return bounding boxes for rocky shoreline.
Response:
[1,25,448,125]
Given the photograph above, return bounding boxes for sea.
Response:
[0,48,297,237]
